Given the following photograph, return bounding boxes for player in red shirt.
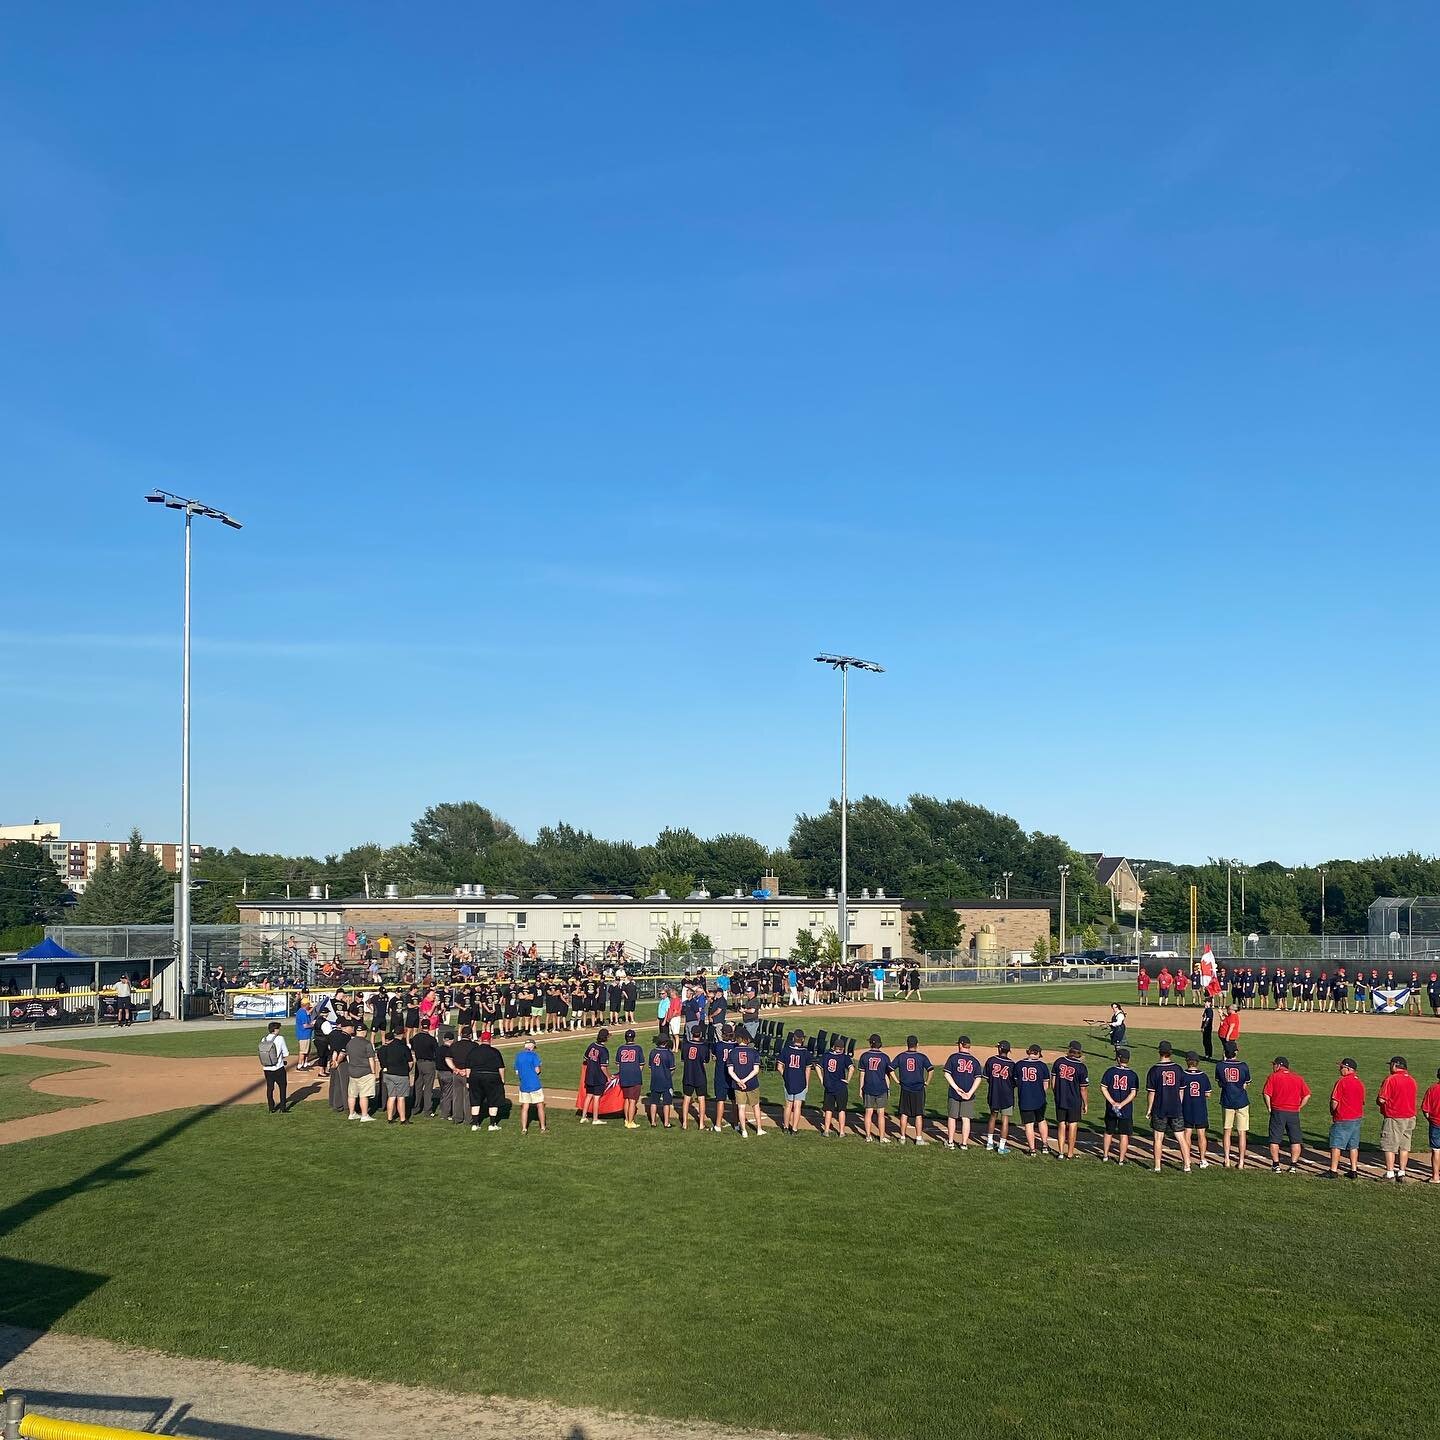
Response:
[1137,969,1151,1006]
[1377,1055,1419,1182]
[1261,1057,1311,1174]
[1173,968,1190,1007]
[1325,1057,1365,1180]
[1421,1068,1440,1185]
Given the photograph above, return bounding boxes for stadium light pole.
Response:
[1002,871,1012,901]
[814,654,884,966]
[145,490,243,1019]
[1058,864,1070,955]
[1133,862,1146,956]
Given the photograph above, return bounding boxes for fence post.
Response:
[4,1390,25,1440]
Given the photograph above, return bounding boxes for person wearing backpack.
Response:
[259,1021,290,1114]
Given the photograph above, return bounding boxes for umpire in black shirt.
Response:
[470,1033,507,1132]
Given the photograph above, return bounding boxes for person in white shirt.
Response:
[259,1020,290,1113]
[113,975,133,1028]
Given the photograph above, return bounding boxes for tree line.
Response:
[1,798,1434,939]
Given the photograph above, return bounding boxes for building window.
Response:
[808,910,827,927]
[733,947,750,960]
[507,911,527,929]
[880,910,897,928]
[562,911,581,929]
[683,910,700,926]
[463,911,487,925]
[731,911,749,928]
[762,947,781,959]
[763,910,779,928]
[598,910,616,928]
[649,910,671,928]
[882,946,892,961]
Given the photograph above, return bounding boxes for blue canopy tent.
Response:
[16,937,86,962]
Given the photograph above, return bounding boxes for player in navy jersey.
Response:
[1215,1051,1252,1168]
[711,1024,736,1133]
[615,1029,646,1130]
[943,1036,983,1150]
[646,1036,676,1128]
[680,1027,710,1131]
[1145,1040,1189,1172]
[726,1032,765,1138]
[1180,1052,1212,1171]
[1052,1041,1089,1160]
[1300,971,1317,1011]
[1100,1048,1139,1164]
[1015,1044,1052,1158]
[858,1034,894,1143]
[580,1029,612,1126]
[983,1041,1016,1153]
[776,1030,815,1135]
[892,1036,934,1146]
[819,1035,853,1139]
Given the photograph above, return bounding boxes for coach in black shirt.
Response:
[410,1027,439,1117]
[469,1035,507,1132]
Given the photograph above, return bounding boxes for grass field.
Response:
[0,1053,94,1123]
[919,979,1136,1006]
[3,1015,1439,1438]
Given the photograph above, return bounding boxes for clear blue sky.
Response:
[4,4,1438,866]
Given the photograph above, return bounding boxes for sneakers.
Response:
[754,1129,767,1137]
[359,1114,373,1123]
[1288,1164,1299,1174]
[347,1113,360,1121]
[471,1124,481,1132]
[943,1141,955,1151]
[1384,1169,1396,1180]
[879,1136,891,1144]
[984,1137,994,1150]
[1272,1164,1283,1174]
[713,1124,725,1134]
[623,1121,640,1130]
[592,1119,607,1126]
[996,1144,1008,1155]
[914,1137,927,1147]
[488,1123,500,1131]
[1198,1160,1210,1170]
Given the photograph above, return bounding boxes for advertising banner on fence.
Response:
[8,997,65,1024]
[230,992,289,1019]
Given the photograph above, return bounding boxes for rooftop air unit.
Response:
[308,885,323,900]
[383,883,401,900]
[875,887,886,899]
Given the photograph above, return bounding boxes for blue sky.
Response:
[4,4,1438,865]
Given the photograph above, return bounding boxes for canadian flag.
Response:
[1198,945,1221,996]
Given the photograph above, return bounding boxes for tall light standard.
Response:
[145,490,242,1018]
[814,653,884,965]
[1133,861,1147,956]
[1226,862,1233,939]
[1002,871,1012,901]
[1057,864,1070,955]
[1319,867,1328,960]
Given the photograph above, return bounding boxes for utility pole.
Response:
[1058,864,1070,955]
[1319,867,1327,959]
[1226,862,1232,939]
[1133,862,1146,956]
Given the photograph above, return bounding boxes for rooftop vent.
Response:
[825,887,836,900]
[308,885,323,900]
[453,886,464,898]
[533,893,557,901]
[875,887,886,899]
[733,888,744,899]
[861,887,871,900]
[687,888,711,901]
[383,883,400,900]
[493,893,519,901]
[646,889,670,901]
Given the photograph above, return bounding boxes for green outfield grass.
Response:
[2,1018,1438,1439]
[918,979,1138,1006]
[0,1053,95,1123]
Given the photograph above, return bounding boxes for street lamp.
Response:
[1057,864,1070,955]
[144,490,243,1018]
[1133,861,1147,956]
[814,654,884,965]
[1002,871,1012,901]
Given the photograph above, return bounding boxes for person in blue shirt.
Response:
[786,966,800,1007]
[646,1035,676,1129]
[1051,1041,1088,1160]
[711,1025,736,1133]
[872,964,887,1002]
[892,1035,934,1146]
[680,1026,711,1131]
[1145,1040,1188,1172]
[858,1034,893,1144]
[294,997,315,1070]
[1015,1044,1052,1158]
[615,1029,646,1131]
[580,1028,611,1126]
[1099,1049,1140,1165]
[514,1039,546,1136]
[983,1041,1016,1154]
[726,1032,765,1138]
[1180,1052,1212,1171]
[942,1037,982,1150]
[776,1030,814,1135]
[1215,1052,1252,1169]
[819,1036,853,1139]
